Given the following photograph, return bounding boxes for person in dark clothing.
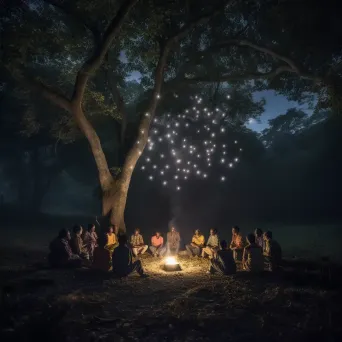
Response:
[48,229,82,268]
[208,240,236,275]
[70,225,89,260]
[254,228,264,250]
[263,231,282,271]
[112,235,148,277]
[242,234,264,272]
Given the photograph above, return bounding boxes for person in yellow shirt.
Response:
[186,229,205,257]
[104,226,119,254]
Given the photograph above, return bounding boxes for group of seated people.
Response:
[48,223,282,277]
[185,226,282,274]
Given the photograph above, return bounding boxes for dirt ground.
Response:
[1,247,341,342]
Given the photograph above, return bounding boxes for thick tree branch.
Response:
[173,37,324,85]
[183,65,294,83]
[72,0,139,104]
[104,63,127,144]
[12,72,71,111]
[168,0,236,45]
[215,39,301,72]
[42,0,101,41]
[121,0,234,178]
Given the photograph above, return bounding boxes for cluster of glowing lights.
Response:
[139,94,243,191]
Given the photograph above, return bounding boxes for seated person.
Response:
[112,234,148,277]
[83,223,98,259]
[254,228,264,250]
[130,228,148,257]
[149,231,166,257]
[208,240,236,275]
[263,231,282,271]
[230,226,244,261]
[70,225,89,260]
[92,240,112,272]
[48,229,82,268]
[186,229,205,257]
[202,228,220,259]
[104,225,119,254]
[242,234,264,272]
[166,226,181,255]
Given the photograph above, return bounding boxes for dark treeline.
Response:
[2,105,339,231]
[126,109,342,234]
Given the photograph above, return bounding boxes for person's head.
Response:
[255,228,263,237]
[73,225,83,236]
[118,234,128,245]
[210,228,217,235]
[220,240,228,250]
[170,226,176,232]
[58,229,71,240]
[232,226,240,235]
[155,231,160,238]
[246,233,256,245]
[264,231,273,241]
[134,228,140,235]
[195,229,201,236]
[88,224,95,232]
[108,226,114,234]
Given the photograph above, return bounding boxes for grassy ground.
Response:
[1,247,342,342]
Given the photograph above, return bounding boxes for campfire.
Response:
[163,256,182,272]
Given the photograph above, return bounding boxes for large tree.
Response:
[1,0,340,232]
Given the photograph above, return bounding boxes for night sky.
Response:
[127,70,311,133]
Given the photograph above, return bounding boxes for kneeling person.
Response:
[131,228,148,257]
[112,235,148,277]
[150,231,166,257]
[209,241,236,275]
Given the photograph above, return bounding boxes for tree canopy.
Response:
[1,0,341,229]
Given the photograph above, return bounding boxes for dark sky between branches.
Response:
[126,71,311,132]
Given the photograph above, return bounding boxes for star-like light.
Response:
[139,94,244,190]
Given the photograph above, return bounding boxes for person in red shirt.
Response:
[149,231,166,257]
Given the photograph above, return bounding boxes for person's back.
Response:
[269,239,282,269]
[112,235,147,277]
[244,244,264,272]
[70,235,82,255]
[48,230,79,268]
[216,250,236,274]
[112,244,132,276]
[92,247,111,272]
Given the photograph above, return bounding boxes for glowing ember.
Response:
[165,256,178,265]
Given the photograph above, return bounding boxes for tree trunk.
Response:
[102,176,131,235]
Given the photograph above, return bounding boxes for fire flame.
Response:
[165,256,178,265]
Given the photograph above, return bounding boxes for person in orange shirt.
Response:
[149,231,166,257]
[186,229,205,257]
[230,226,244,261]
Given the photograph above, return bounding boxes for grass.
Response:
[1,248,341,342]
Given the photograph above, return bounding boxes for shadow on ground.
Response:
[1,247,342,342]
